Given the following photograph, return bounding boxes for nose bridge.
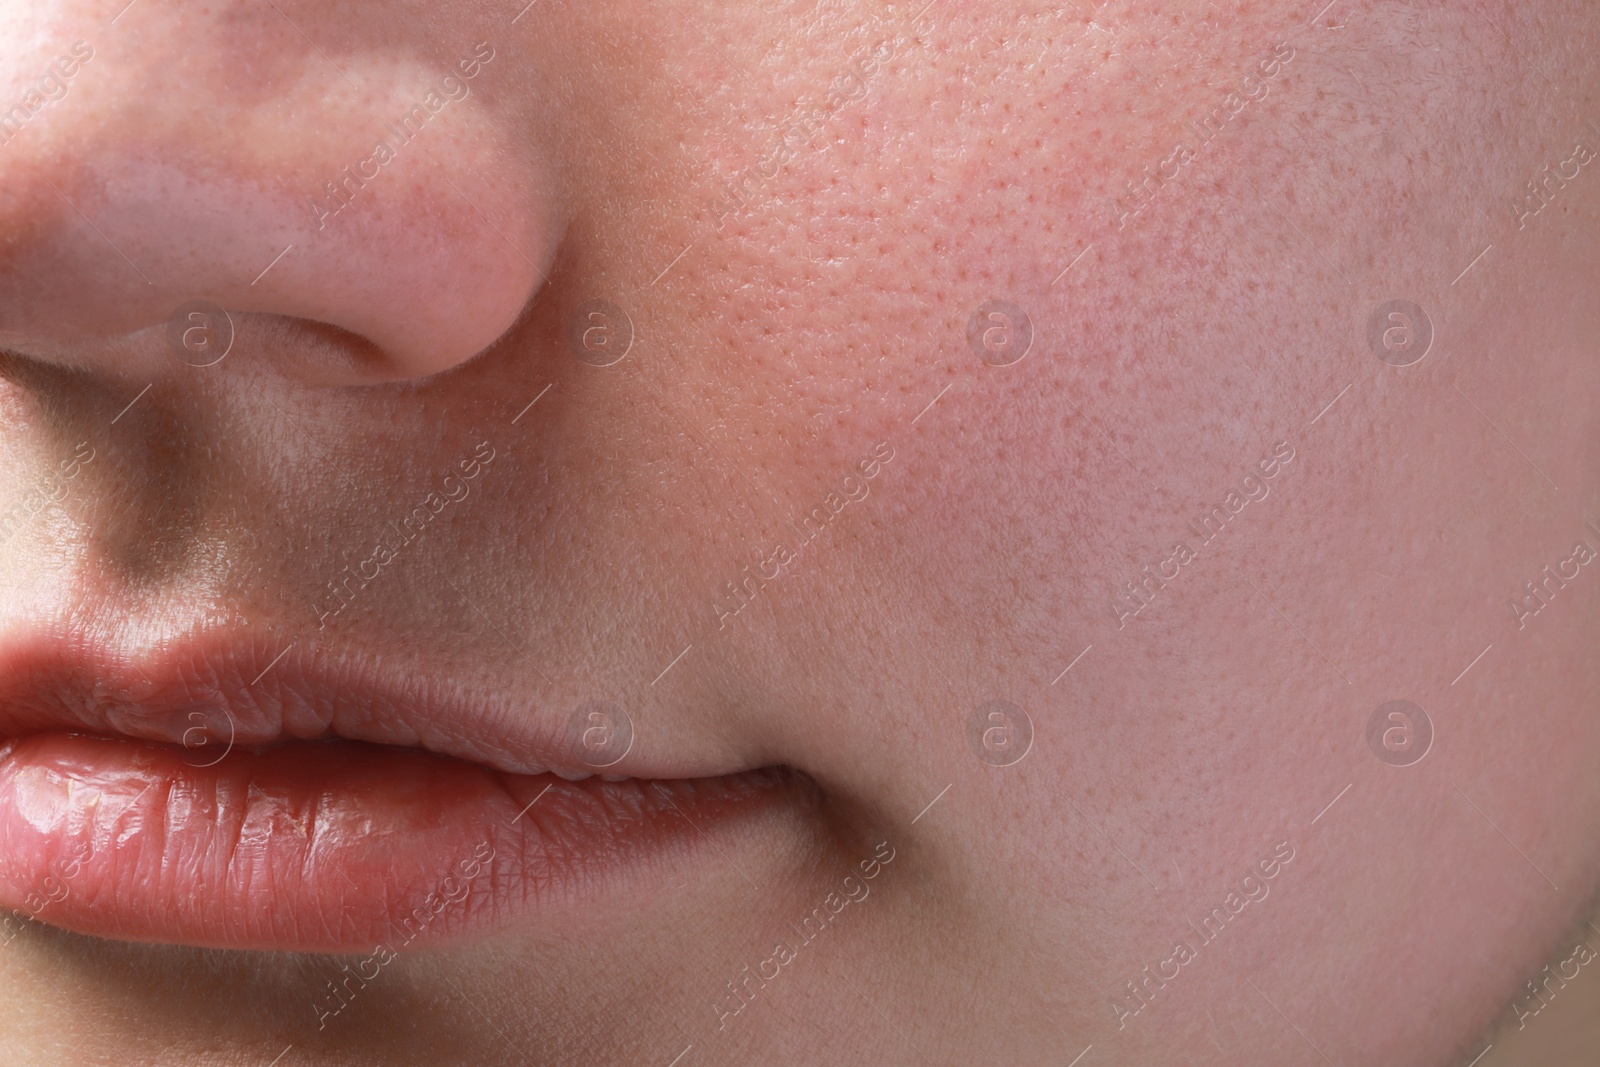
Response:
[0,14,550,381]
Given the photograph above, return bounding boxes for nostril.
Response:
[244,317,394,386]
[156,310,438,386]
[0,45,559,385]
[289,321,390,385]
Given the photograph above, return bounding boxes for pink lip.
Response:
[0,635,673,779]
[0,633,793,952]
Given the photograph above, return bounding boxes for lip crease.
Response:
[0,631,795,952]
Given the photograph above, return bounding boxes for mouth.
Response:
[0,632,796,952]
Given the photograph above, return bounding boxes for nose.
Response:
[0,6,556,381]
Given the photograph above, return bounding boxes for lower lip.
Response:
[0,732,792,952]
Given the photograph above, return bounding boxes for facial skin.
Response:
[0,0,1597,1063]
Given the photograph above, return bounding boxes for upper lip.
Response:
[0,619,800,953]
[0,624,657,780]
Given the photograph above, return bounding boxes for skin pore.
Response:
[0,0,1598,1064]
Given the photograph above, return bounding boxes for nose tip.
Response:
[0,31,553,381]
